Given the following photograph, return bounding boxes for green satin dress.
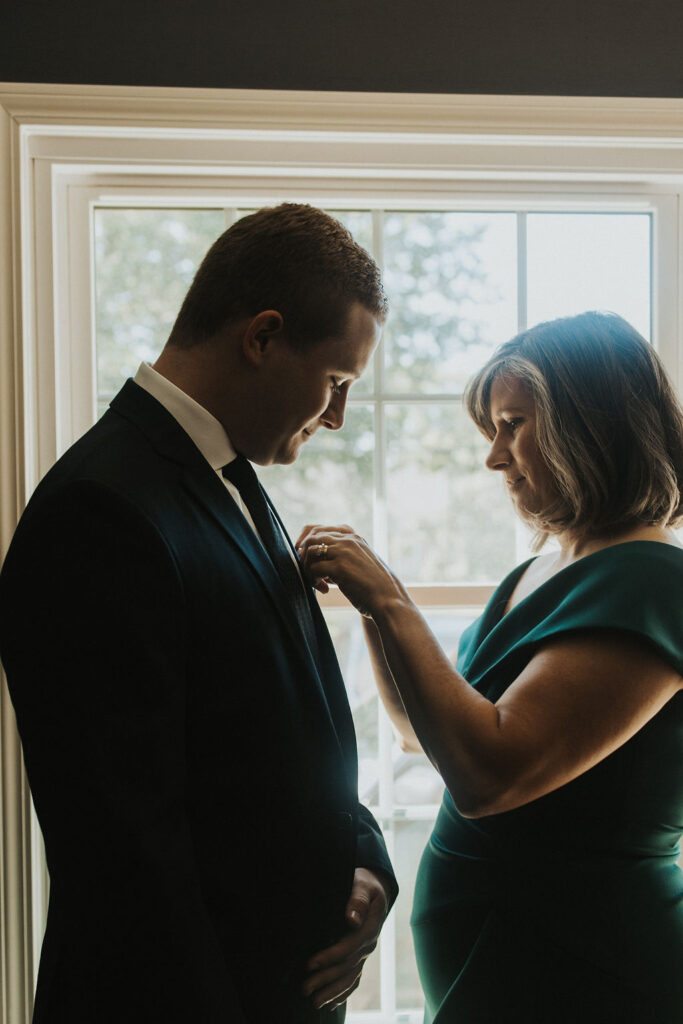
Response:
[411,542,683,1023]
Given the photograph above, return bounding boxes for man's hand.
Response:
[302,868,391,1011]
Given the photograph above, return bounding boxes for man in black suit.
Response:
[0,204,397,1023]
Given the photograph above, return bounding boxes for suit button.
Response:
[333,812,353,831]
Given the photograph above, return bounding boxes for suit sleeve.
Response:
[0,480,247,1022]
[355,804,399,908]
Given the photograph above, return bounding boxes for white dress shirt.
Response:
[133,364,305,586]
[133,362,260,535]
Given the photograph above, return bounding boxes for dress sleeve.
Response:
[463,543,683,697]
[523,543,683,676]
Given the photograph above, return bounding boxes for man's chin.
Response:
[273,444,303,466]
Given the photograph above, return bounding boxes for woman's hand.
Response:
[296,525,407,618]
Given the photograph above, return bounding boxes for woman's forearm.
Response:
[372,595,503,816]
[297,525,504,812]
[362,618,422,752]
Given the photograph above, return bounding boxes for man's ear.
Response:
[241,310,285,366]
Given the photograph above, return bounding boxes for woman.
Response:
[297,312,683,1023]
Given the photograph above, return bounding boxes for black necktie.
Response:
[222,455,320,664]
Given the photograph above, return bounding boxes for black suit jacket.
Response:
[0,381,396,1023]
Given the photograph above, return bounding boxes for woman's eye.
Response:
[506,418,522,432]
[330,378,342,395]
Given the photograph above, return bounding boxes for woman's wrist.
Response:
[371,586,415,627]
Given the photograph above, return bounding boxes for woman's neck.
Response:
[505,523,680,616]
[554,523,681,570]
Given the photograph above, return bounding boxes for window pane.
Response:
[427,607,479,663]
[94,208,225,398]
[258,404,375,549]
[386,402,517,583]
[395,818,433,1012]
[527,213,651,337]
[322,607,379,803]
[393,752,443,806]
[328,209,374,256]
[324,610,380,1015]
[382,212,518,394]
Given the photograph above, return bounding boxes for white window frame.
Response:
[2,83,683,1024]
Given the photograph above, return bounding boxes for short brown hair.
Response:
[465,311,683,543]
[168,203,387,347]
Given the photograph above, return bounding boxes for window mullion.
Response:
[517,210,528,333]
[372,209,388,560]
[372,207,398,1022]
[223,207,238,228]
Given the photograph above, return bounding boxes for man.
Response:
[0,204,397,1023]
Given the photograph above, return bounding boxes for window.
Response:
[93,203,654,1019]
[2,86,683,1024]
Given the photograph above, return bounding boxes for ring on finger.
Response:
[317,542,328,559]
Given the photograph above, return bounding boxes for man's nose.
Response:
[320,389,348,431]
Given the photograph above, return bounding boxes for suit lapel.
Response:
[183,475,354,769]
[110,380,351,759]
[267,496,358,764]
[308,596,358,764]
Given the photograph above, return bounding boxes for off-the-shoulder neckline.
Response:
[493,539,683,626]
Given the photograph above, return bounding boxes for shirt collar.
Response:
[134,362,236,471]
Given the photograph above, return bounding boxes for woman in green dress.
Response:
[298,312,683,1022]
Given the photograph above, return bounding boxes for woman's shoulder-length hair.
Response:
[464,311,683,543]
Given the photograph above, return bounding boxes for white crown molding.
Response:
[2,82,683,140]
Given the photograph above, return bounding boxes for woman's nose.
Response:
[485,436,510,471]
